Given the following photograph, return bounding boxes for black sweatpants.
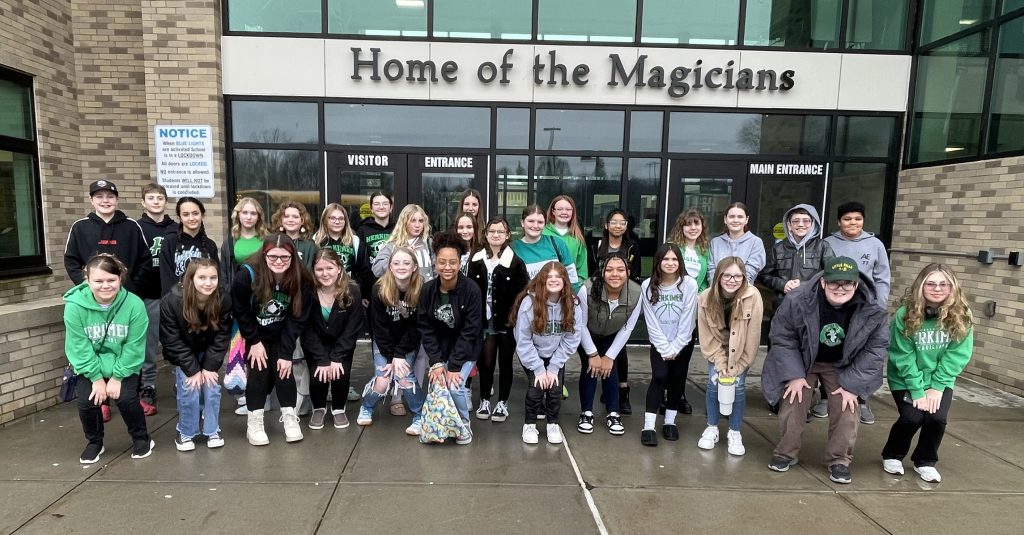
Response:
[479,331,516,403]
[882,388,954,467]
[76,373,150,446]
[645,343,691,413]
[246,341,297,410]
[308,358,352,411]
[524,362,564,424]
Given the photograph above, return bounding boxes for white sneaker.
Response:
[522,423,539,444]
[246,409,269,446]
[207,434,225,449]
[727,430,745,456]
[697,425,719,450]
[491,400,509,422]
[546,423,564,444]
[280,407,304,443]
[235,404,249,416]
[914,465,941,483]
[237,395,246,406]
[883,459,905,475]
[475,399,492,420]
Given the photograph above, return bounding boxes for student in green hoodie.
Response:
[882,263,973,484]
[544,195,589,285]
[63,254,154,464]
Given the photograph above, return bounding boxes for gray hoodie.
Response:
[758,204,835,304]
[514,294,583,376]
[708,231,766,283]
[824,230,890,304]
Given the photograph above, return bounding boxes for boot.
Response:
[247,409,269,446]
[280,406,304,443]
[619,386,632,415]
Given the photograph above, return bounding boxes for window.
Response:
[433,0,532,39]
[328,0,427,36]
[908,33,989,163]
[228,0,321,33]
[835,116,896,158]
[496,108,530,149]
[826,162,888,239]
[535,109,625,151]
[641,0,739,45]
[495,155,530,238]
[324,104,490,148]
[629,111,663,152]
[534,156,622,242]
[233,149,322,218]
[669,112,829,155]
[0,70,45,275]
[231,101,319,144]
[744,0,842,48]
[537,0,636,42]
[919,0,995,46]
[844,0,908,50]
[987,15,1024,153]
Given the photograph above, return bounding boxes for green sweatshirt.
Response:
[543,223,588,282]
[887,305,974,400]
[63,282,149,382]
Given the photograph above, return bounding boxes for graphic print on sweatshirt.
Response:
[83,322,131,344]
[388,299,414,322]
[174,245,206,277]
[820,323,846,347]
[149,237,164,267]
[915,325,951,352]
[542,319,566,336]
[654,293,685,322]
[257,289,291,327]
[366,233,390,259]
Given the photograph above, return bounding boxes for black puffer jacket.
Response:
[761,272,889,404]
[159,284,233,376]
[758,204,835,307]
[466,246,529,333]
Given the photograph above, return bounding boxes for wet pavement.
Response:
[2,345,1022,535]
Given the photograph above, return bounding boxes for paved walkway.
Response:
[3,346,1023,535]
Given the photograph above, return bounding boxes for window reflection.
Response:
[641,0,739,45]
[537,0,635,42]
[325,104,490,147]
[233,149,322,217]
[232,101,318,144]
[535,109,624,151]
[534,156,622,244]
[228,0,321,33]
[744,0,842,48]
[433,0,531,39]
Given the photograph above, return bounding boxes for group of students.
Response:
[62,180,974,487]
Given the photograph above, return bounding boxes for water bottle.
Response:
[717,375,737,416]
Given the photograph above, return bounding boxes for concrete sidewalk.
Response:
[2,345,1022,535]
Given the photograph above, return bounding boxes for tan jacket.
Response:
[697,285,763,377]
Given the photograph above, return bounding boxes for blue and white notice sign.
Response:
[154,125,214,198]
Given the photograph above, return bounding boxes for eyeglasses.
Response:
[924,282,951,291]
[825,281,857,291]
[266,254,292,263]
[608,220,627,227]
[721,274,744,282]
[328,216,345,223]
[790,218,813,226]
[486,229,507,235]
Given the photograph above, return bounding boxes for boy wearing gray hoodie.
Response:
[759,204,835,309]
[824,202,891,305]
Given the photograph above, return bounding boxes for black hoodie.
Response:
[158,224,220,296]
[137,213,176,300]
[63,210,153,294]
[355,217,395,301]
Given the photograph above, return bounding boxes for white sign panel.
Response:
[154,125,215,198]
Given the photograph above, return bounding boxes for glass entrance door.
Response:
[408,154,488,233]
[325,152,407,228]
[666,160,748,239]
[746,163,827,250]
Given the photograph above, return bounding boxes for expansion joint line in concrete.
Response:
[561,429,610,535]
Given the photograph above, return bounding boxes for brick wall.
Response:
[0,0,226,423]
[891,157,1024,396]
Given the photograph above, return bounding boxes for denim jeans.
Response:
[363,342,426,415]
[174,367,222,438]
[705,362,747,431]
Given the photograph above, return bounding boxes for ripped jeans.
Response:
[361,342,426,416]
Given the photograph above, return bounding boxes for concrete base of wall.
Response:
[0,298,66,425]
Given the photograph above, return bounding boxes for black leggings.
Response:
[246,341,297,410]
[308,359,352,411]
[479,331,515,402]
[76,373,150,445]
[645,339,694,413]
[616,350,629,384]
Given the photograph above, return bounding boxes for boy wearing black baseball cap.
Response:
[64,180,153,296]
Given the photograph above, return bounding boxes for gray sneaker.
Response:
[810,399,829,419]
[347,387,360,402]
[332,411,350,429]
[308,408,327,430]
[859,403,875,425]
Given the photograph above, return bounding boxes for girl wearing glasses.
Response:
[313,203,361,277]
[467,217,530,422]
[591,209,641,282]
[640,243,698,447]
[882,264,973,483]
[544,195,589,287]
[233,234,313,446]
[696,257,763,456]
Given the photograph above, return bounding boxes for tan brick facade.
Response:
[891,157,1024,396]
[0,0,225,423]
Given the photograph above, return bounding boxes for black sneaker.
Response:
[131,439,155,459]
[606,413,625,436]
[577,412,595,434]
[828,463,852,484]
[680,397,693,415]
[175,433,195,452]
[768,455,797,472]
[662,423,679,441]
[641,429,658,447]
[79,443,104,464]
